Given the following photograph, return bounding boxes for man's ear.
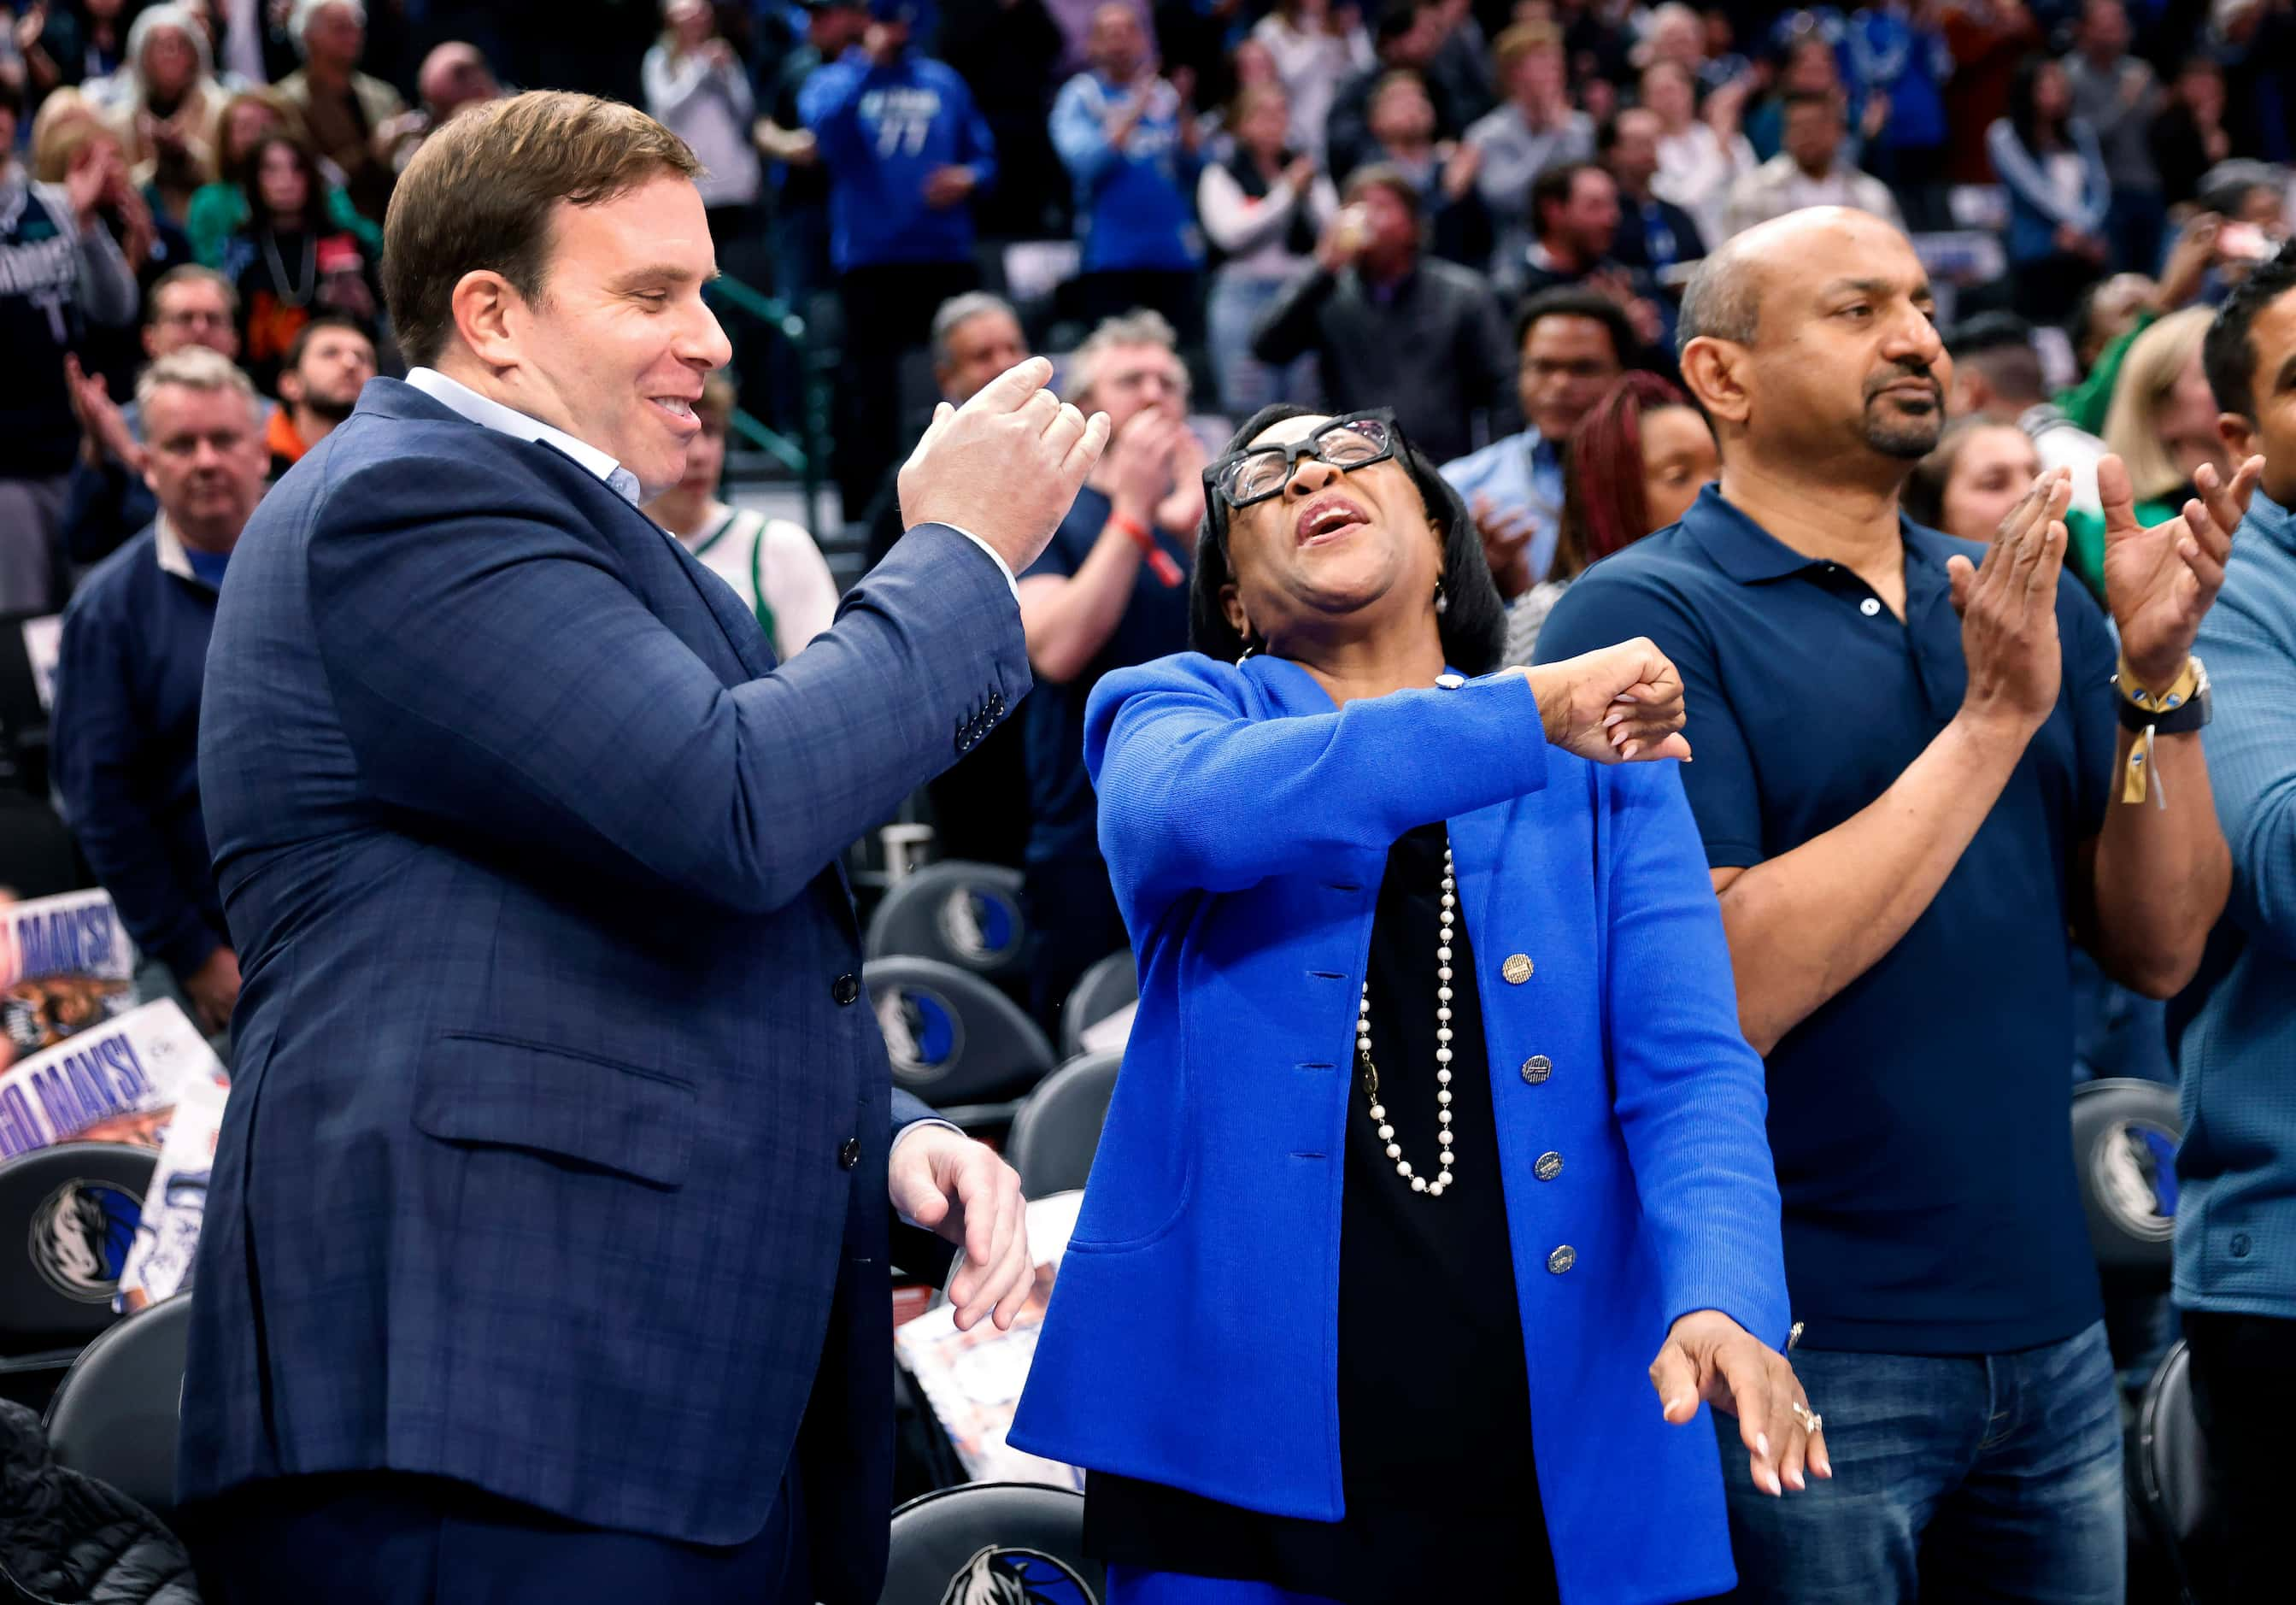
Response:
[449,268,526,372]
[278,366,303,409]
[1681,334,1751,428]
[2218,411,2257,462]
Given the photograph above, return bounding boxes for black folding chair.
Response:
[44,1290,194,1516]
[864,956,1056,1132]
[2132,1340,2220,1605]
[1057,951,1136,1061]
[0,1143,156,1411]
[1004,1050,1122,1200]
[865,861,1030,997]
[2070,1078,2181,1294]
[879,1482,1100,1605]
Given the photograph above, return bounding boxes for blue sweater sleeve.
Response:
[2194,551,2296,963]
[52,600,220,980]
[799,60,869,169]
[1084,656,1552,920]
[1050,75,1121,191]
[1600,760,1789,1346]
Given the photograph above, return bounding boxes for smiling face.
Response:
[1218,414,1446,652]
[479,173,735,497]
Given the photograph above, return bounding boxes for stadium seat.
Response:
[44,1290,193,1516]
[1004,1050,1121,1200]
[864,956,1056,1132]
[880,1481,1099,1605]
[865,861,1030,997]
[2070,1079,2180,1292]
[2132,1340,2218,1605]
[0,1143,157,1410]
[1058,951,1136,1061]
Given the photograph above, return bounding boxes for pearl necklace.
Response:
[1356,832,1456,1197]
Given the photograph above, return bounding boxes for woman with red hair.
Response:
[1505,371,1718,664]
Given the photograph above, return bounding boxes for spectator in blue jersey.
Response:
[1843,0,1952,230]
[801,0,995,507]
[1050,3,1206,340]
[53,348,267,1038]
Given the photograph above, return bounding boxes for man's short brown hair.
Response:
[382,91,702,368]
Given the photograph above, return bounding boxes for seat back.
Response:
[2070,1078,2180,1290]
[1004,1051,1121,1199]
[865,957,1056,1107]
[879,1481,1101,1605]
[1058,951,1136,1061]
[2134,1340,2216,1602]
[0,1143,157,1355]
[865,861,1029,990]
[43,1290,194,1515]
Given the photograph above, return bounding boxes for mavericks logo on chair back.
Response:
[938,885,1023,970]
[28,1178,143,1302]
[2093,1118,2179,1245]
[938,1546,1097,1605]
[878,985,966,1085]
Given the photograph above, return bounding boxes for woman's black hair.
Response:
[2007,53,2069,154]
[1189,402,1509,673]
[239,131,320,229]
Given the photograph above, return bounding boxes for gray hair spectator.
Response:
[275,0,405,222]
[53,345,269,1036]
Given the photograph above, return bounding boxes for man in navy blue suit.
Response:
[178,89,1109,1604]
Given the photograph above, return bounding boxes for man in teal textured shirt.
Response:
[2181,238,2296,1603]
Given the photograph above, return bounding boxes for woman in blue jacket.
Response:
[1986,55,2113,322]
[1010,405,1819,1604]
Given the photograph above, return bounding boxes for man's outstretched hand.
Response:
[898,356,1111,579]
[888,1122,1033,1332]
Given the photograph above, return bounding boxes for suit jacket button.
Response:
[832,973,860,1006]
[1503,954,1533,985]
[1521,1055,1552,1085]
[839,1137,860,1170]
[1535,1151,1563,1181]
[1547,1245,1576,1274]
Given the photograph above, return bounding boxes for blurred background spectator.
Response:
[273,0,403,226]
[1196,79,1336,414]
[1987,54,2110,320]
[1903,413,2044,540]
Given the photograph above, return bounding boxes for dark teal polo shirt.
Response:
[1539,484,2117,1355]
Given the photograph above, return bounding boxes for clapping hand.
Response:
[2100,450,2260,692]
[1947,468,2070,736]
[1650,1310,1829,1496]
[898,356,1112,577]
[1518,637,1692,763]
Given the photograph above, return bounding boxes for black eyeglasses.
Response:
[1205,410,1401,509]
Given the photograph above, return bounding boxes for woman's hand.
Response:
[1517,638,1691,763]
[1650,1309,1829,1496]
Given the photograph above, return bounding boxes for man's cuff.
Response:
[940,522,1020,600]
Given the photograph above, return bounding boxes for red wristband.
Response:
[1110,511,1183,587]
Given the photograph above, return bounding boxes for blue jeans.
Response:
[1718,1322,2123,1604]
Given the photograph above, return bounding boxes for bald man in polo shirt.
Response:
[1539,206,2255,1603]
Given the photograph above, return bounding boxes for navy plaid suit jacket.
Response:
[178,379,1028,1600]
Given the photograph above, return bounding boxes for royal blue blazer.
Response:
[180,380,1026,1602]
[1009,654,1789,1605]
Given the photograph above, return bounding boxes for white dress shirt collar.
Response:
[405,367,644,505]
